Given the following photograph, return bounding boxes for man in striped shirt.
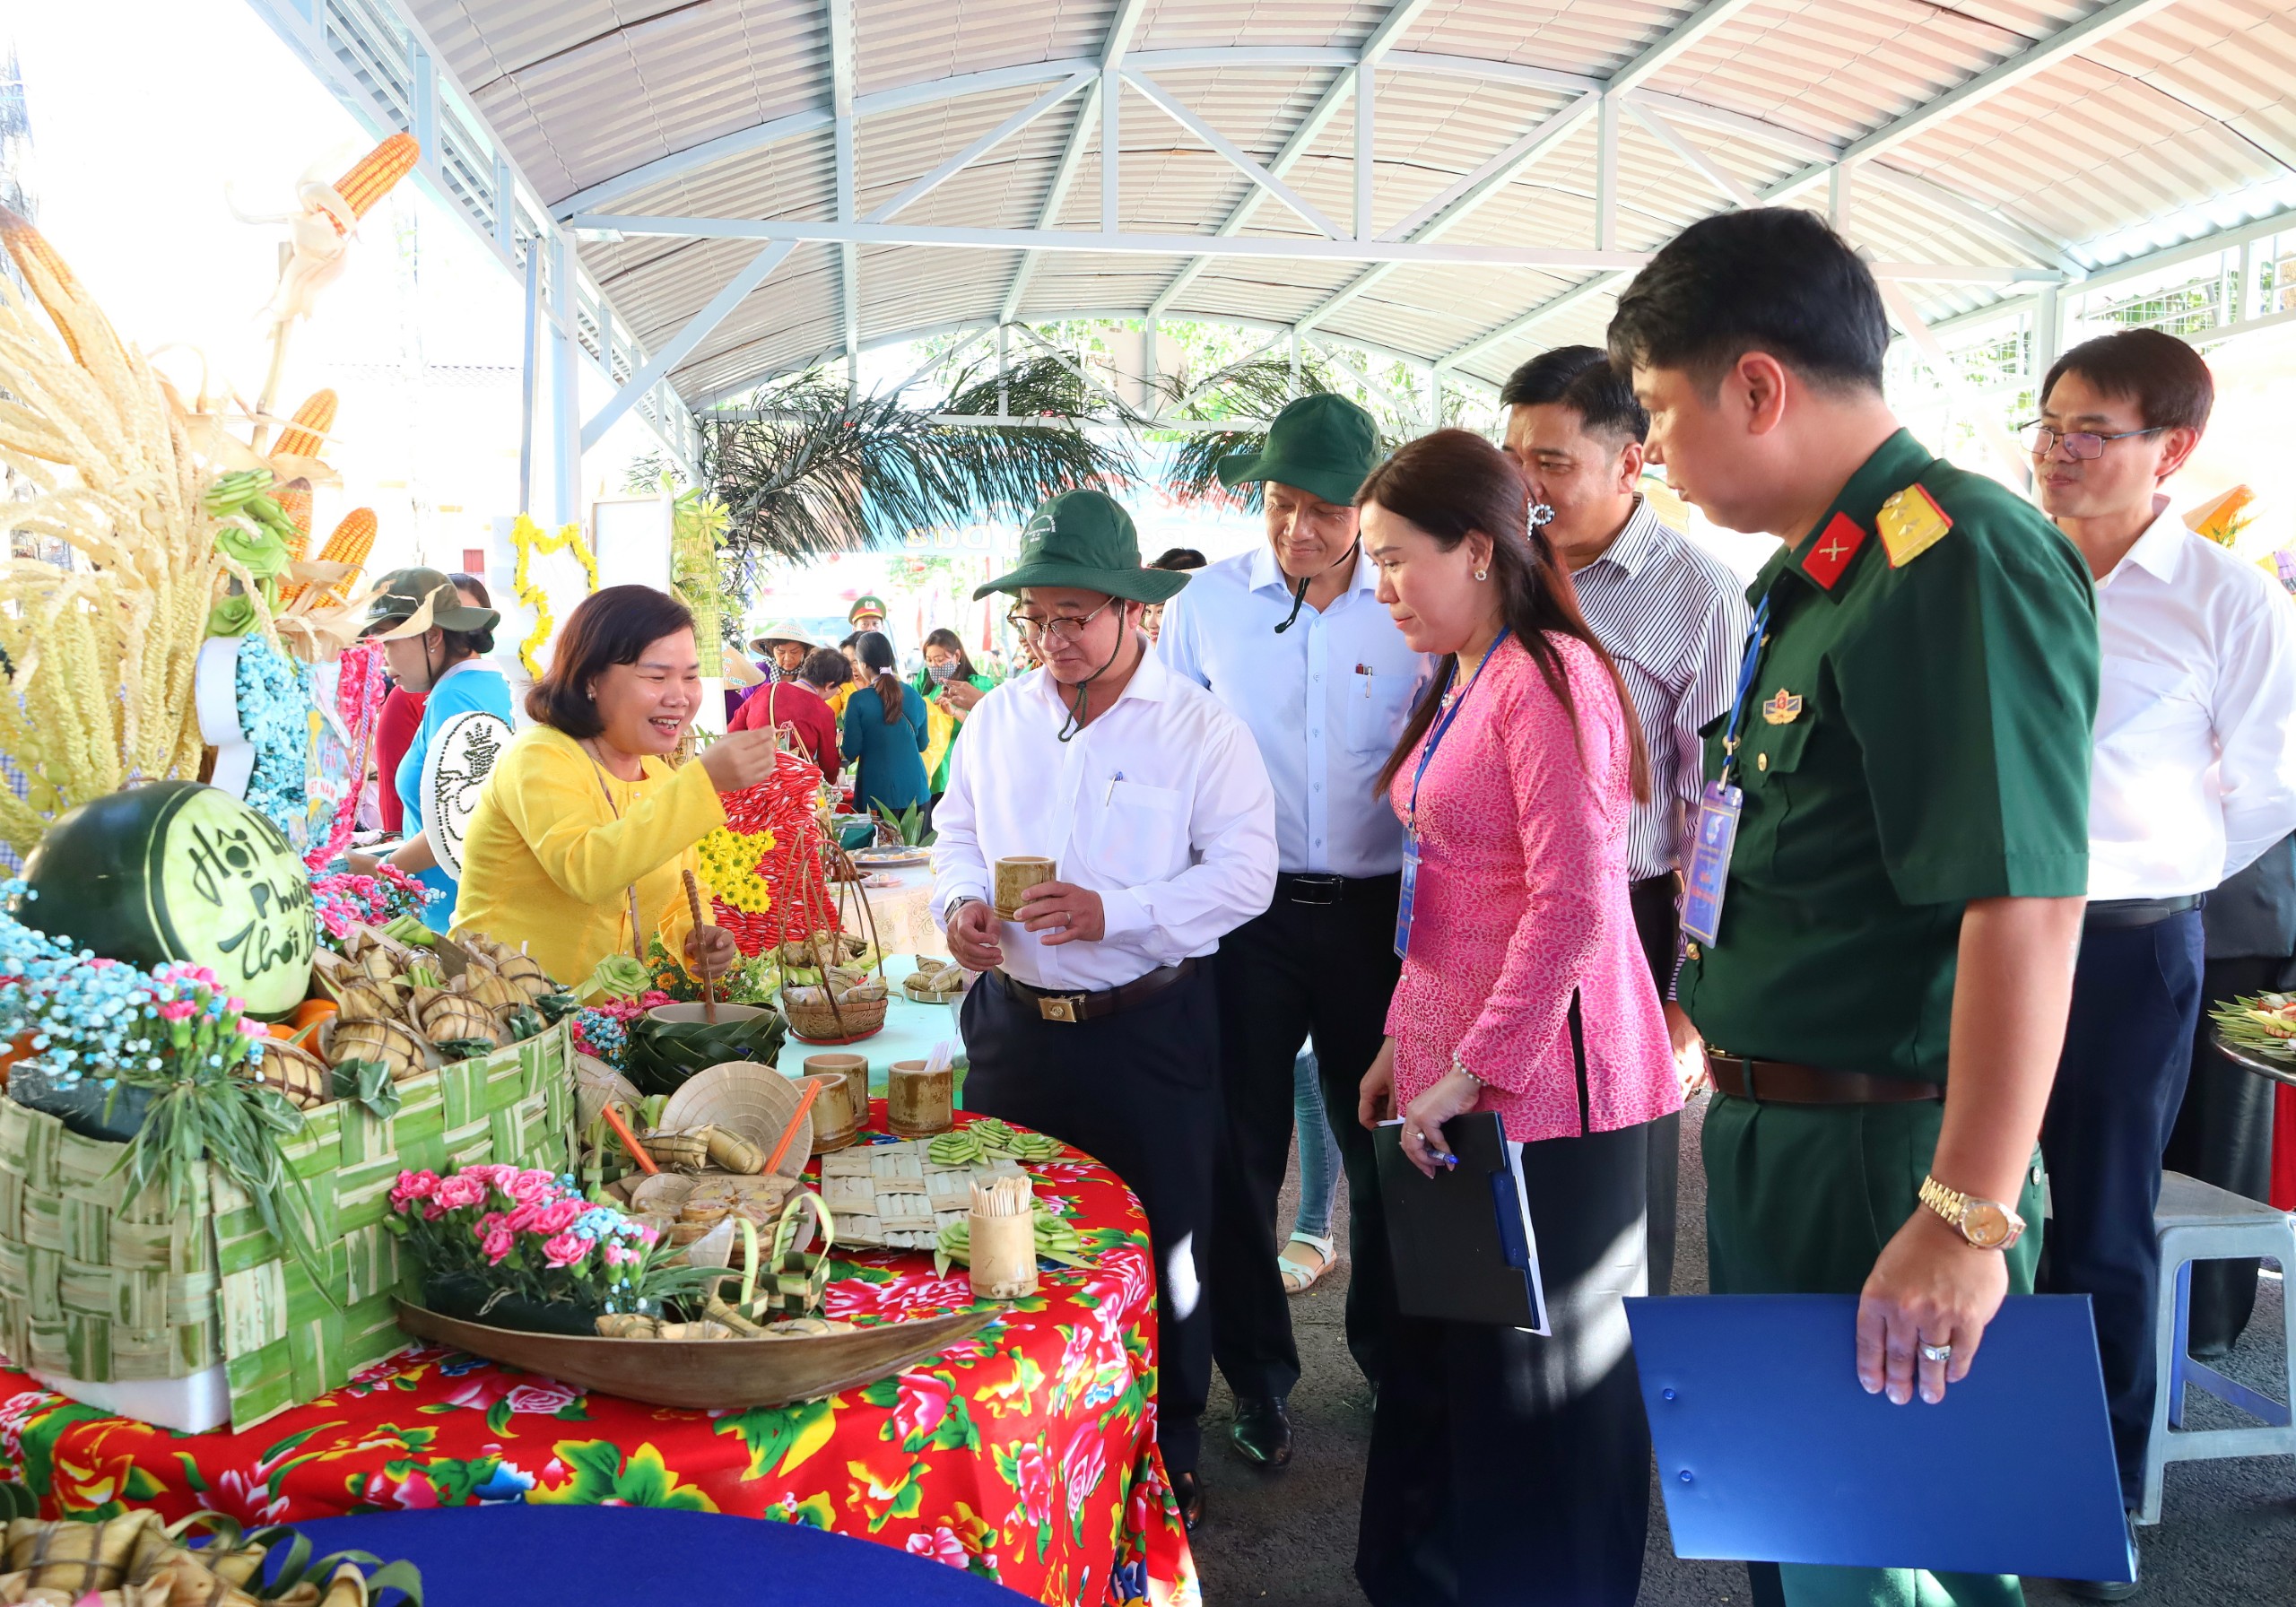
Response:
[1501,345,1751,1296]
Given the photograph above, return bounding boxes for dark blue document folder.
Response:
[1627,1294,2131,1582]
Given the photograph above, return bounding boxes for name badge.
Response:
[1681,779,1743,947]
[1394,833,1422,960]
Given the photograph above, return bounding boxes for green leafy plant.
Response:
[872,801,935,847]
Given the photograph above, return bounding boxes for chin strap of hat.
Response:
[1273,538,1362,634]
[1057,612,1135,744]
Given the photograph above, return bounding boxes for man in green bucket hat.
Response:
[931,487,1279,1532]
[1160,394,1433,1473]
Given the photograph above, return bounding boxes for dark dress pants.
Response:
[2163,952,2295,1354]
[1627,873,1683,1296]
[959,964,1222,1475]
[1208,883,1401,1401]
[1355,1055,1652,1607]
[2038,908,2205,1505]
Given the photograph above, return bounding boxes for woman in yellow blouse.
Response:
[452,586,781,987]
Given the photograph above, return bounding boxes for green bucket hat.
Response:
[1215,393,1382,508]
[973,490,1189,604]
[360,567,500,640]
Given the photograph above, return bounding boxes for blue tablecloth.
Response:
[772,952,970,1097]
[281,1507,1017,1604]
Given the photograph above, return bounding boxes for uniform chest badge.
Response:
[1761,689,1803,725]
[1878,483,1953,567]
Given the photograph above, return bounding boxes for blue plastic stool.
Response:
[2137,1169,2296,1524]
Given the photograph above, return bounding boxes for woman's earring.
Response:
[1474,568,1488,581]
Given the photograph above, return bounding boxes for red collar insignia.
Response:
[1800,513,1866,591]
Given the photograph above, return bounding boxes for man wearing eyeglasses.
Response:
[2026,328,2296,1590]
[932,488,1279,1533]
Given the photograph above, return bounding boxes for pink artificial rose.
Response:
[236,1017,267,1038]
[480,1222,516,1264]
[601,1242,633,1266]
[507,1169,558,1203]
[390,1170,439,1206]
[636,1224,660,1247]
[504,1203,544,1235]
[156,1001,196,1023]
[434,1174,487,1211]
[540,1231,591,1270]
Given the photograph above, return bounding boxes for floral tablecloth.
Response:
[0,1107,1199,1607]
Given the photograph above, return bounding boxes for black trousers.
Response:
[1627,873,1683,1297]
[959,963,1222,1475]
[1356,1100,1653,1606]
[2164,952,2296,1355]
[2038,908,2205,1505]
[1208,882,1401,1400]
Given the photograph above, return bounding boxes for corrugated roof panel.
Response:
[1135,0,1390,53]
[408,0,2291,398]
[854,0,1113,98]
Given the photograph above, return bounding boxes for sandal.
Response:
[1277,1231,1337,1296]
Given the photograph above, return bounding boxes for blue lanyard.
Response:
[1407,627,1512,831]
[1717,595,1770,786]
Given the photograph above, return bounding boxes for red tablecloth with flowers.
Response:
[0,1107,1199,1607]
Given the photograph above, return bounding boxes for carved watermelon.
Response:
[19,781,317,1019]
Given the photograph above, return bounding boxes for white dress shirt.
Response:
[1568,499,1751,883]
[1156,546,1433,877]
[931,642,1279,991]
[2089,500,2296,899]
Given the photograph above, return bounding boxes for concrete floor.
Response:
[1187,1092,2296,1603]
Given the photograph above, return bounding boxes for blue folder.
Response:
[1627,1294,2132,1583]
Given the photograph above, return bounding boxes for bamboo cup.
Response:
[887,1058,954,1138]
[803,1053,870,1134]
[970,1176,1039,1300]
[800,1071,860,1154]
[992,856,1057,919]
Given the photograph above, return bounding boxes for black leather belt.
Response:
[1708,1053,1944,1104]
[2084,894,2202,930]
[1274,872,1401,907]
[992,958,1198,1023]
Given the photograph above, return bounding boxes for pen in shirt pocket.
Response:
[1355,663,1374,698]
[1105,769,1125,804]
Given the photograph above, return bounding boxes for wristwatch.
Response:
[944,894,983,926]
[1918,1175,2025,1250]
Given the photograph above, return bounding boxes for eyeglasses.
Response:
[2020,423,2165,461]
[1006,598,1116,643]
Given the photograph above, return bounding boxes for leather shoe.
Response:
[2067,1514,2139,1601]
[1229,1394,1293,1468]
[1170,1469,1204,1533]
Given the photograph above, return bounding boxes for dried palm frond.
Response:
[0,206,222,854]
[682,353,1134,564]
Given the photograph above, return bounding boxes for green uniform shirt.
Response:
[1679,430,2099,1081]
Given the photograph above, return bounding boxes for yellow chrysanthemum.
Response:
[695,825,776,915]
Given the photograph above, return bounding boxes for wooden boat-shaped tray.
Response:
[396,1301,996,1410]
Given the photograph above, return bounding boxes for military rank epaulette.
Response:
[1876,483,1952,568]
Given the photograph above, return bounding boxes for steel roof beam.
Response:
[1002,0,1152,323]
[1125,70,1346,239]
[1292,94,1600,334]
[584,239,797,450]
[1145,0,1440,318]
[868,73,1092,224]
[828,0,859,387]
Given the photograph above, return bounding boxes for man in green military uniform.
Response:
[1609,209,2100,1607]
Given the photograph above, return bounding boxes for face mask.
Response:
[928,660,956,681]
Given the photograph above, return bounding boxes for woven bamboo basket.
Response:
[0,1019,575,1434]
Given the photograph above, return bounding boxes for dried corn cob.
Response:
[275,388,337,458]
[315,508,378,602]
[0,204,119,371]
[329,133,421,232]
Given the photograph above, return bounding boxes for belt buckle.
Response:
[1038,994,1083,1023]
[1289,874,1344,907]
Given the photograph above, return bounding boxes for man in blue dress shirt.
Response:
[1160,394,1431,1469]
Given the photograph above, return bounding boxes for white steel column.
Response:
[829,0,859,393]
[1355,65,1376,241]
[550,232,581,526]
